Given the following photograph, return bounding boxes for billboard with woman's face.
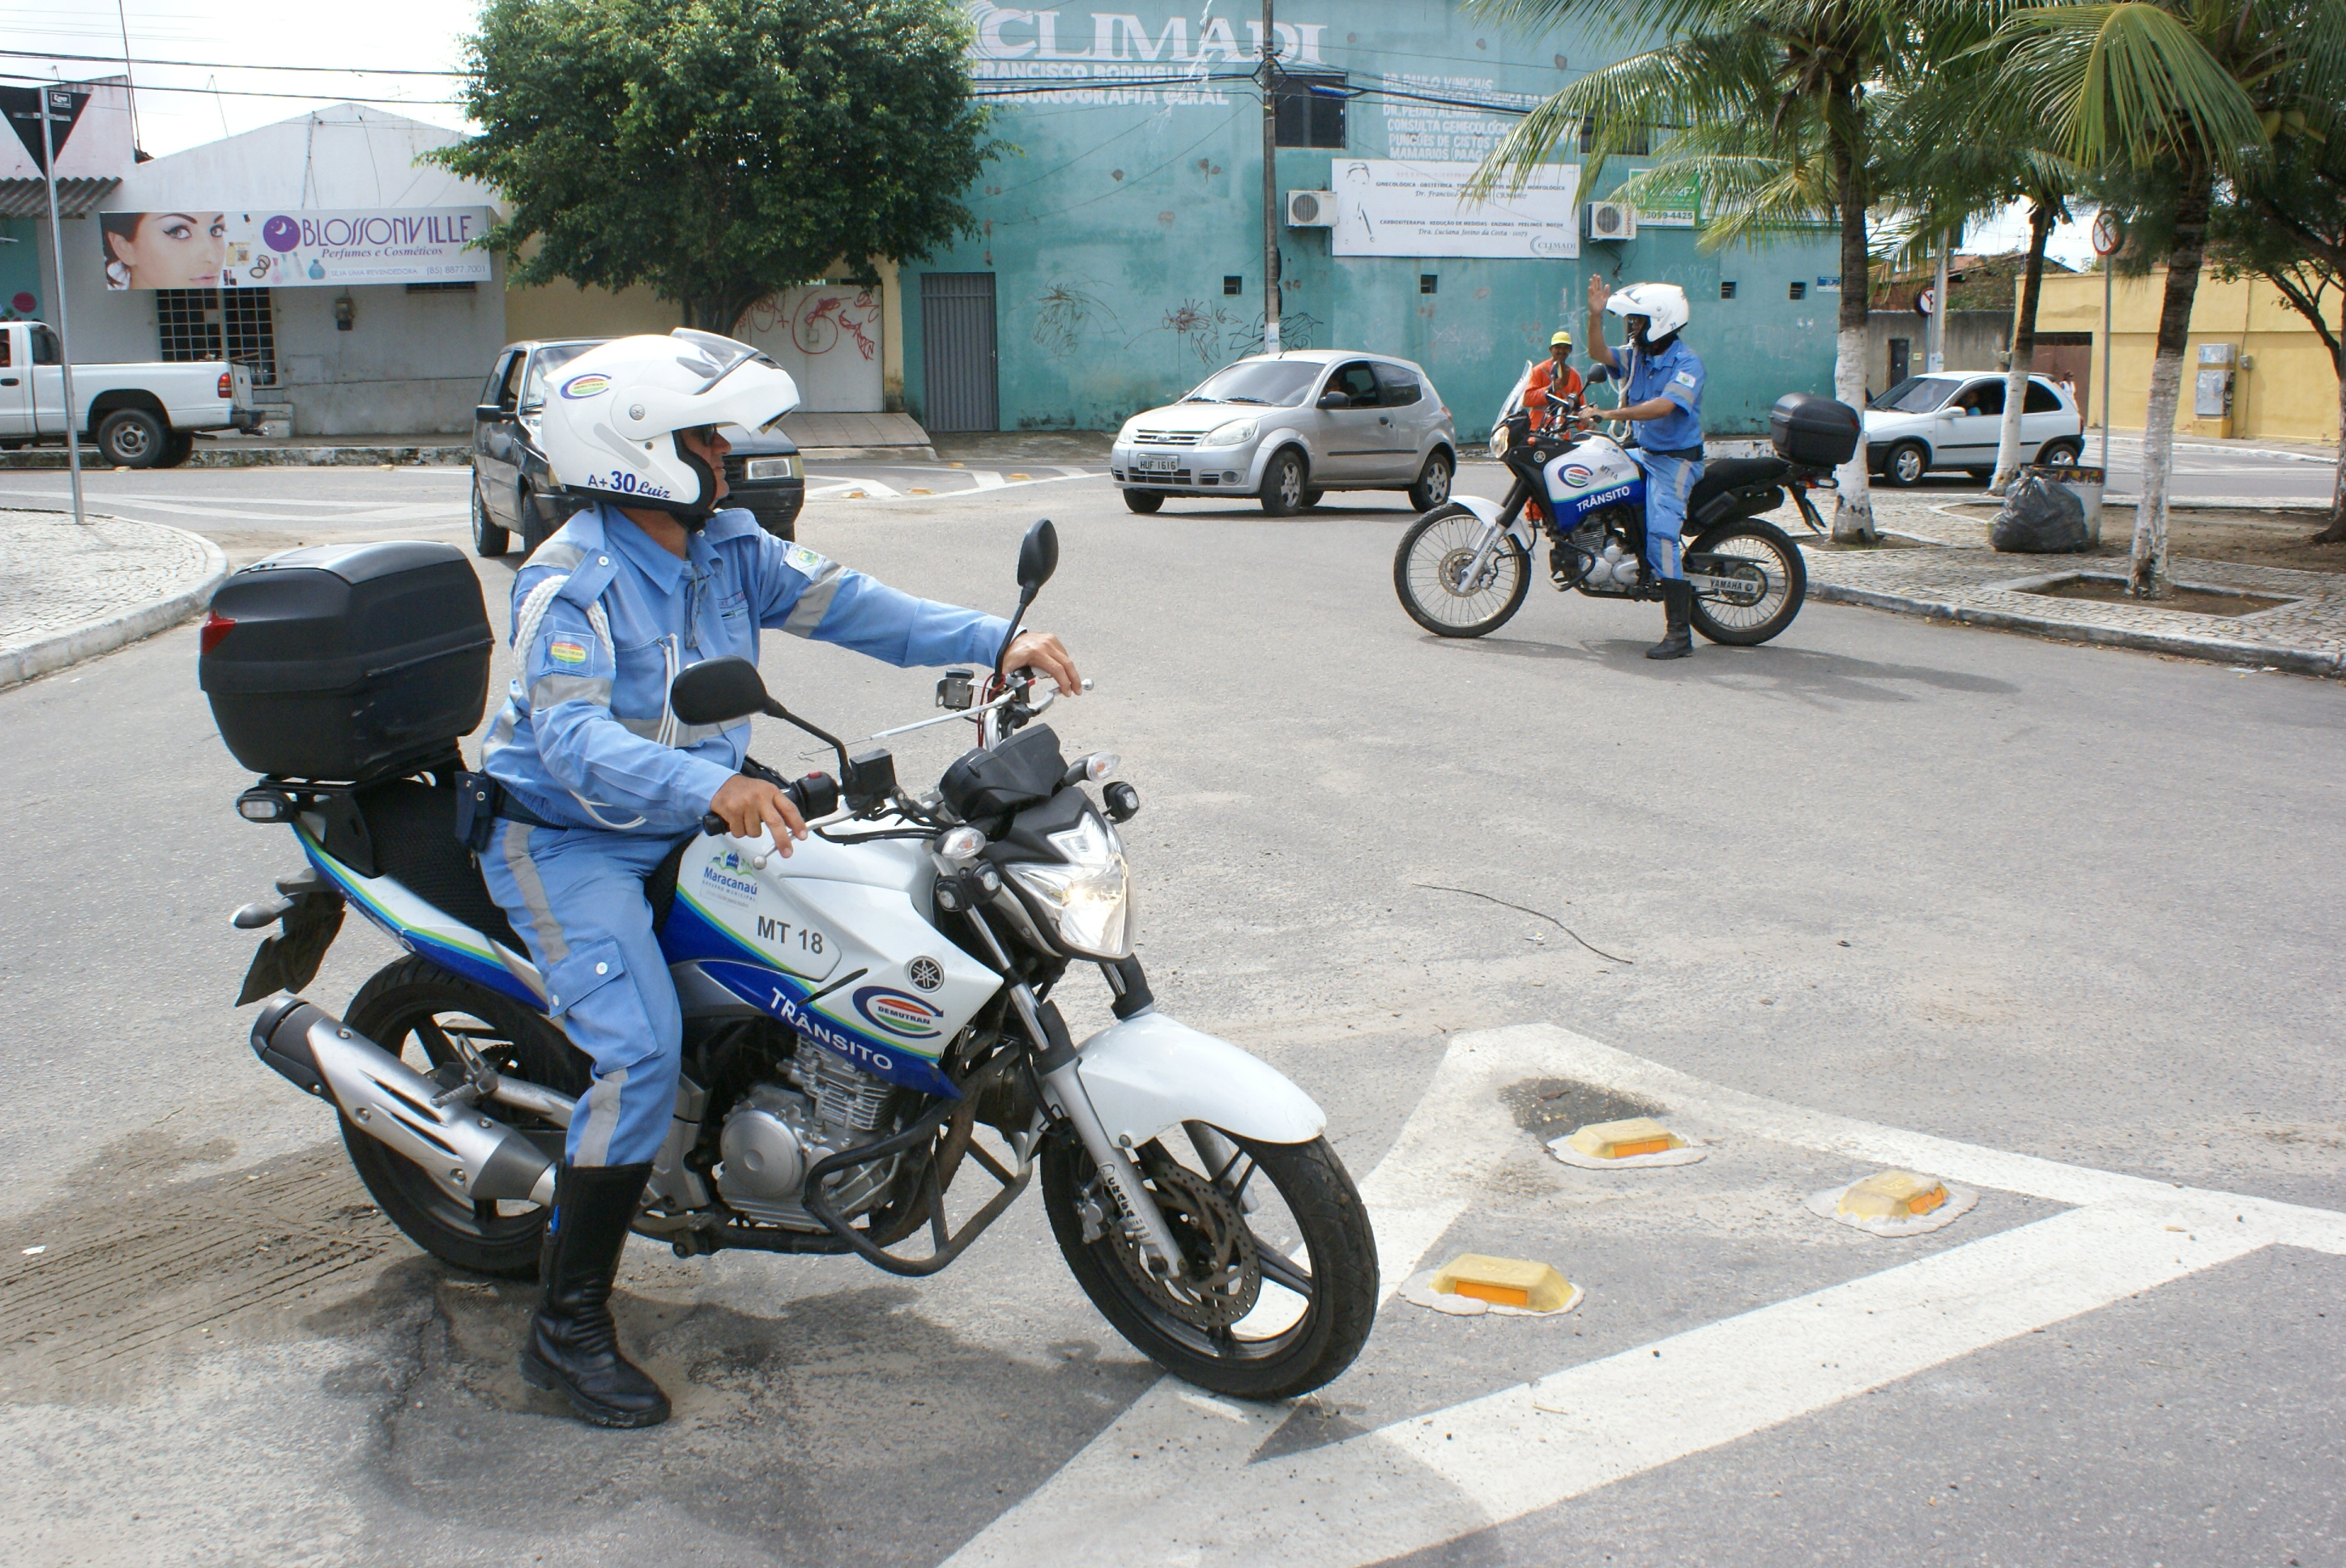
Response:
[96,207,493,291]
[100,211,228,290]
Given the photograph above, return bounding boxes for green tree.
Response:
[1473,0,1993,542]
[1986,0,2344,594]
[432,0,996,334]
[2208,118,2346,541]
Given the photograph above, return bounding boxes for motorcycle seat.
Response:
[354,779,527,955]
[1687,455,1792,529]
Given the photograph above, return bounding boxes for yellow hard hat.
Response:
[1550,330,1574,347]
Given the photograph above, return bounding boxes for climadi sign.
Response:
[98,206,494,292]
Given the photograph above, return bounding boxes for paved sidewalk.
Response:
[1793,497,2345,677]
[0,508,228,689]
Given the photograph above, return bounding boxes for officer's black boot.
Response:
[1646,580,1695,660]
[518,1161,671,1428]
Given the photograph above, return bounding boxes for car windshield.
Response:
[520,342,599,410]
[1870,376,1959,413]
[1183,359,1324,407]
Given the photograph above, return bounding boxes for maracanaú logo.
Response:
[560,372,612,399]
[852,986,944,1040]
[1561,464,1593,488]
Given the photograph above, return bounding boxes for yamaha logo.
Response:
[907,957,944,992]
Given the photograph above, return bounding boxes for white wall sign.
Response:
[1330,160,1580,259]
[98,206,494,291]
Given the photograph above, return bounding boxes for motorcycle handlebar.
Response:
[701,769,840,838]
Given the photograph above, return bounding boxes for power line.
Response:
[0,71,461,106]
[0,46,463,77]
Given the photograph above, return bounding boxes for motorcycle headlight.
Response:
[1201,418,1258,448]
[1005,814,1134,958]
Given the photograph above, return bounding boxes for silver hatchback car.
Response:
[1110,350,1460,516]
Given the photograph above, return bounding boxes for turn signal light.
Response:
[200,611,236,653]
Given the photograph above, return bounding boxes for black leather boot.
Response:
[1646,580,1695,660]
[518,1161,670,1428]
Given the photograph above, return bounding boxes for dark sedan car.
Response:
[469,338,806,558]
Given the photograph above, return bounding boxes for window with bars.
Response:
[156,288,277,387]
[1274,73,1347,148]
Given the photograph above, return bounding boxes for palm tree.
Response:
[1987,0,2344,595]
[1874,79,2087,492]
[1472,0,1991,543]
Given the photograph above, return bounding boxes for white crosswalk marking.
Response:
[946,1024,2346,1568]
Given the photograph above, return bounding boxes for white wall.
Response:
[36,104,510,435]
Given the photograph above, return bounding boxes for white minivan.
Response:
[1865,373,2084,487]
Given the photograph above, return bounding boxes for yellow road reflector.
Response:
[1567,1117,1683,1160]
[1806,1170,1977,1237]
[1398,1253,1583,1318]
[1839,1170,1947,1221]
[1547,1115,1706,1170]
[1009,471,1033,480]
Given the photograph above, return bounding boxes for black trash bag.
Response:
[1990,469,2091,553]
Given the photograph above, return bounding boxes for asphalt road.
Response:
[0,466,2340,1567]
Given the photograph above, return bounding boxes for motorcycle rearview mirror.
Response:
[1017,518,1059,594]
[997,519,1059,676]
[670,656,772,726]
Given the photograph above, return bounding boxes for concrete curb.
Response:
[0,444,470,471]
[0,519,231,692]
[798,444,939,463]
[1807,577,2346,678]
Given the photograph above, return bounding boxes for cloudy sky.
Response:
[2,0,480,156]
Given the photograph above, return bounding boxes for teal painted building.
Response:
[903,0,1844,437]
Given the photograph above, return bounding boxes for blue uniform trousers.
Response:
[1632,450,1704,582]
[481,820,692,1167]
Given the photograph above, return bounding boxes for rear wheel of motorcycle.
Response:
[1394,503,1529,637]
[1042,1129,1377,1401]
[340,957,591,1280]
[1687,520,1807,646]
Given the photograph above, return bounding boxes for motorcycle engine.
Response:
[714,1044,901,1230]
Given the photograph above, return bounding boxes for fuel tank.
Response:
[1542,433,1645,525]
[658,832,998,1097]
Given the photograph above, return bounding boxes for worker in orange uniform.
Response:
[1524,330,1584,421]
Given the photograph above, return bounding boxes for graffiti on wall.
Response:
[744,288,880,360]
[1031,280,1123,359]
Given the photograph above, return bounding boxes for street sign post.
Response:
[6,87,93,526]
[2092,212,2121,469]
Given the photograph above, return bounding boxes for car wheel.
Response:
[1299,488,1326,509]
[1259,448,1308,517]
[471,477,511,557]
[1123,489,1164,514]
[96,408,168,469]
[159,431,197,468]
[516,484,547,558]
[2035,438,2083,467]
[1879,441,1928,488]
[1408,450,1454,511]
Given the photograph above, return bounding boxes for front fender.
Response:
[1447,492,1506,527]
[1072,1012,1326,1148]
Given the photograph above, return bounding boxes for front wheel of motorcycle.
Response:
[340,957,592,1280]
[1042,1128,1377,1401]
[1394,503,1530,637]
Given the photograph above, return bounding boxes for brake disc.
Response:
[1437,547,1497,596]
[1104,1163,1261,1330]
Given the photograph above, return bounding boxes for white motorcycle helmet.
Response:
[540,329,801,524]
[1605,282,1690,347]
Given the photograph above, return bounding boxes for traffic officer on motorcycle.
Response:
[1580,276,1704,660]
[477,330,1078,1428]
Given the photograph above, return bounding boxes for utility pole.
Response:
[1926,231,1949,373]
[1259,0,1281,355]
[38,87,87,528]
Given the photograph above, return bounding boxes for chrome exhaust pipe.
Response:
[252,997,561,1207]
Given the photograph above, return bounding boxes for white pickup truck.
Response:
[0,320,258,468]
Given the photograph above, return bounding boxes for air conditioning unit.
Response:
[1286,190,1337,228]
[1586,200,1637,242]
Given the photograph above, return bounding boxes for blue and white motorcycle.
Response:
[1393,377,1815,644]
[231,522,1375,1400]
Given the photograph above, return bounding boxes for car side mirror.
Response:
[670,656,772,726]
[1017,518,1060,594]
[474,403,506,424]
[1317,390,1350,409]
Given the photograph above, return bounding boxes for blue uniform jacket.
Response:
[1589,337,1706,453]
[481,501,1009,835]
